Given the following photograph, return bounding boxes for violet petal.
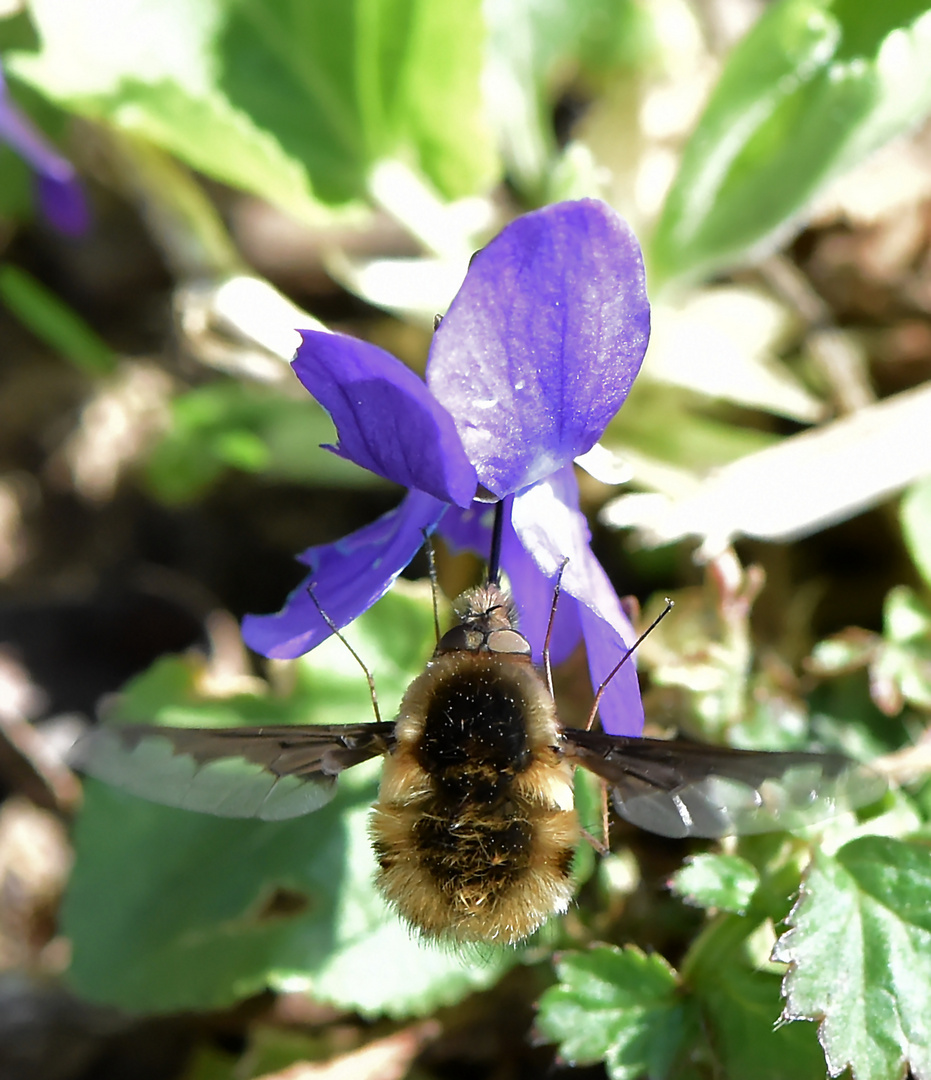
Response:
[293,330,477,508]
[428,199,650,496]
[0,66,89,236]
[242,490,447,659]
[436,500,498,555]
[36,173,90,236]
[511,468,644,735]
[499,517,582,666]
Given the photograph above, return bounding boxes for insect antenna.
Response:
[306,585,383,724]
[585,598,675,731]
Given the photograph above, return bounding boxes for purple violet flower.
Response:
[0,60,89,235]
[242,199,650,735]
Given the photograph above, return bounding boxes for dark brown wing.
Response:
[562,729,885,839]
[73,722,396,821]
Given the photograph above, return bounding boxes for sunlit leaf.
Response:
[607,379,779,477]
[810,589,931,717]
[145,382,386,504]
[873,587,931,713]
[671,853,760,914]
[536,946,698,1080]
[602,383,931,550]
[10,0,496,218]
[808,630,877,675]
[643,288,824,423]
[483,0,654,198]
[651,0,931,285]
[775,836,931,1080]
[901,476,931,589]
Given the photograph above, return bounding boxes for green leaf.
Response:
[671,854,760,914]
[237,1025,328,1078]
[483,0,655,200]
[10,0,496,218]
[0,149,34,224]
[695,955,827,1080]
[809,666,913,760]
[569,767,602,889]
[607,379,779,473]
[775,835,931,1080]
[0,9,39,52]
[683,910,829,1080]
[873,586,931,713]
[808,629,877,674]
[884,585,931,644]
[809,589,931,717]
[537,946,699,1080]
[64,586,517,1016]
[182,1045,238,1080]
[0,265,117,375]
[145,381,385,504]
[651,0,931,286]
[901,476,931,589]
[482,0,582,198]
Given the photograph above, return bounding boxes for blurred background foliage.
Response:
[1,0,931,1078]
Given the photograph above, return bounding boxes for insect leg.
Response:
[579,825,609,856]
[585,599,675,731]
[306,585,383,724]
[543,558,569,698]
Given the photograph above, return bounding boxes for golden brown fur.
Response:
[370,646,578,943]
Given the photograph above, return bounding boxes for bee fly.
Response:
[76,509,883,944]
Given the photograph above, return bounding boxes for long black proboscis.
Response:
[487,499,505,585]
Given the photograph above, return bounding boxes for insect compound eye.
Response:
[435,625,484,654]
[434,624,532,657]
[486,629,532,657]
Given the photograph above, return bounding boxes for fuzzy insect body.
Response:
[76,583,883,943]
[372,587,577,941]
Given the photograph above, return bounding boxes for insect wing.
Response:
[563,730,886,839]
[74,722,395,821]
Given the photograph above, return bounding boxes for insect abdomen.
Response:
[370,651,579,943]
